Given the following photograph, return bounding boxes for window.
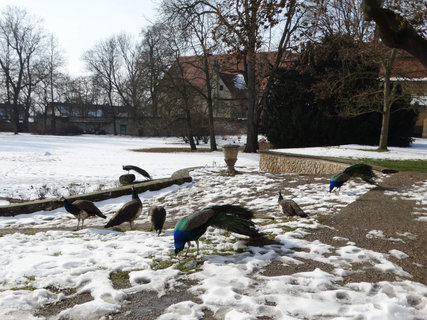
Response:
[219,85,224,91]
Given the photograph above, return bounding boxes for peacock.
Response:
[278,192,307,217]
[61,197,106,230]
[329,163,376,192]
[174,204,262,257]
[104,187,142,230]
[148,205,167,235]
[122,165,152,180]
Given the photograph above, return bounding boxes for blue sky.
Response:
[1,0,157,77]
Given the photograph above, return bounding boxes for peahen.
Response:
[61,197,106,230]
[122,165,152,180]
[174,204,262,256]
[148,205,167,235]
[329,163,376,192]
[278,192,307,217]
[104,187,142,230]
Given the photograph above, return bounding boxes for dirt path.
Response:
[300,171,427,284]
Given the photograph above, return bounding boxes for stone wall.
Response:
[259,151,351,174]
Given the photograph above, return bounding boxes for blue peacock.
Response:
[174,204,262,256]
[329,163,376,192]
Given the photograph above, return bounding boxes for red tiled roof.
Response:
[169,51,298,90]
[380,50,427,79]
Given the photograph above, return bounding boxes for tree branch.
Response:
[362,0,427,68]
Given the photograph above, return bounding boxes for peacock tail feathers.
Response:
[205,204,254,219]
[343,163,375,183]
[206,205,261,238]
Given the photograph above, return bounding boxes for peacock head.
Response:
[174,243,185,256]
[174,238,185,256]
[329,179,338,192]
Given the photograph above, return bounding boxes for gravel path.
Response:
[303,171,427,285]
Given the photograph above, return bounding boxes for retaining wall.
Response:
[259,150,354,174]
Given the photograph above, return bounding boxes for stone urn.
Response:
[223,144,240,175]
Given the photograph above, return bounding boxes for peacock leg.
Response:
[184,241,191,257]
[129,221,134,230]
[195,240,200,255]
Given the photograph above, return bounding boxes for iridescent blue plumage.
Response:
[173,205,261,256]
[329,163,376,192]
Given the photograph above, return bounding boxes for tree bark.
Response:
[378,48,396,151]
[244,49,259,153]
[362,0,427,68]
[185,108,197,151]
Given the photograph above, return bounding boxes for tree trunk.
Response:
[244,50,259,153]
[362,0,427,68]
[185,108,197,151]
[378,48,397,151]
[207,98,217,151]
[50,103,56,133]
[108,90,117,135]
[12,104,19,135]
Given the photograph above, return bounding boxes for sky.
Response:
[0,134,426,319]
[0,0,158,77]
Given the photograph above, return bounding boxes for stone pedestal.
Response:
[223,144,239,175]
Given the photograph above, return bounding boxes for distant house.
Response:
[0,103,26,132]
[158,51,297,136]
[383,50,427,137]
[37,102,138,135]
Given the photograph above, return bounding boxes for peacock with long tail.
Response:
[122,165,152,180]
[329,163,376,192]
[61,197,106,230]
[174,204,262,257]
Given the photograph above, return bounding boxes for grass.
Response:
[11,285,37,291]
[360,159,427,172]
[175,257,205,273]
[109,270,130,284]
[151,258,175,270]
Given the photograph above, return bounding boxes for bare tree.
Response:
[140,24,174,118]
[160,21,199,150]
[0,6,46,133]
[160,0,219,150]
[307,0,425,150]
[35,34,65,133]
[114,34,145,112]
[84,37,121,135]
[172,0,308,152]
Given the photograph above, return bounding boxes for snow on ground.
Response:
[0,133,256,202]
[0,134,426,320]
[276,138,427,160]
